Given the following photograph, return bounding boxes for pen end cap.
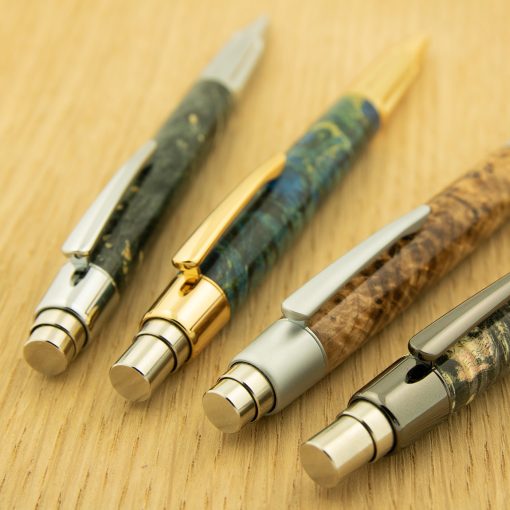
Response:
[301,415,376,487]
[203,378,257,433]
[109,363,152,402]
[300,442,341,489]
[23,326,75,375]
[110,334,177,402]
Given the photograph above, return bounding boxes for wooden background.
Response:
[1,1,510,508]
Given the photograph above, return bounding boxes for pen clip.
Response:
[409,272,510,362]
[281,204,431,325]
[62,140,157,271]
[172,153,286,283]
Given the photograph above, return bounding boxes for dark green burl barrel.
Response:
[201,94,380,311]
[436,302,510,410]
[90,80,232,288]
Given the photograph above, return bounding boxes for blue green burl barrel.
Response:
[91,80,232,288]
[202,94,380,311]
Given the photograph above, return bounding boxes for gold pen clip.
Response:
[409,272,510,362]
[172,153,286,283]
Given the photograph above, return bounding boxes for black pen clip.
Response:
[409,272,510,362]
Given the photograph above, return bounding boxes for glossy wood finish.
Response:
[92,80,232,288]
[437,300,510,410]
[203,95,379,310]
[310,147,510,369]
[2,1,510,508]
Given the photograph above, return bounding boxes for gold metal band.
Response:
[142,273,231,357]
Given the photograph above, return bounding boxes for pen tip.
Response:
[244,15,269,38]
[348,34,429,121]
[402,34,429,60]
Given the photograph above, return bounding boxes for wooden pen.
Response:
[203,145,510,432]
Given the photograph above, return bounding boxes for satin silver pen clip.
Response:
[409,271,510,362]
[24,141,157,374]
[282,204,431,325]
[203,205,432,432]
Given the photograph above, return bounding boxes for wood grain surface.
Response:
[1,1,510,508]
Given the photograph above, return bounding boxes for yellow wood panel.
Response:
[1,0,510,508]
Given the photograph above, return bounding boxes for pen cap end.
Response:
[23,310,86,375]
[301,415,375,488]
[23,326,75,375]
[301,401,394,487]
[203,363,275,432]
[203,378,257,433]
[110,320,190,401]
[109,363,153,403]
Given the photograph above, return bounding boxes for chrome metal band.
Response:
[341,401,394,462]
[35,261,118,347]
[30,309,86,359]
[219,363,275,418]
[135,319,191,371]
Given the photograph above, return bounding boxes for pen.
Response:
[301,272,510,487]
[109,37,427,401]
[23,17,268,375]
[203,144,510,432]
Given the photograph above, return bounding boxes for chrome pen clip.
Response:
[282,205,431,325]
[172,153,286,283]
[62,140,157,271]
[409,272,510,362]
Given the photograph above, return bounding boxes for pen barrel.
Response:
[308,146,510,371]
[201,94,380,311]
[90,79,232,288]
[435,301,510,410]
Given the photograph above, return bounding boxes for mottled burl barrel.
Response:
[436,301,510,410]
[201,94,380,311]
[91,80,232,288]
[308,147,510,370]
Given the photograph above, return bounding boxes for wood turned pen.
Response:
[203,145,510,433]
[302,272,510,487]
[109,37,427,401]
[23,18,268,375]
